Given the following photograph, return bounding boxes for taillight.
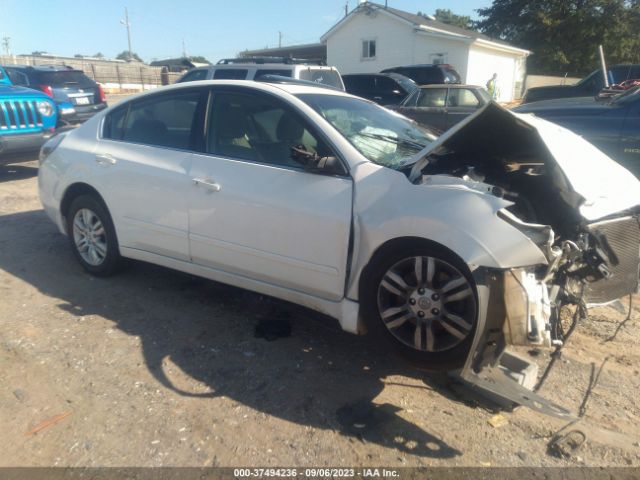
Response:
[38,84,54,97]
[97,83,106,103]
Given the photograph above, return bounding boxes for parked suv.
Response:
[381,64,461,85]
[177,57,345,91]
[3,64,107,125]
[522,64,640,104]
[342,73,418,106]
[0,66,57,159]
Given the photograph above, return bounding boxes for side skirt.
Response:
[120,246,361,334]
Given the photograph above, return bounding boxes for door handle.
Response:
[95,153,117,165]
[192,177,222,192]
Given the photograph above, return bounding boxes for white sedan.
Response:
[38,80,640,404]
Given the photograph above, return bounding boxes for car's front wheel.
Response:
[67,195,121,276]
[362,244,478,371]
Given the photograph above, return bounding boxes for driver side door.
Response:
[187,88,353,301]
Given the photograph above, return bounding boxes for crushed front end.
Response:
[407,103,640,417]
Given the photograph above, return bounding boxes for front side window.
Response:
[417,88,447,107]
[362,39,376,59]
[447,89,480,107]
[103,91,202,150]
[298,93,436,169]
[207,91,329,168]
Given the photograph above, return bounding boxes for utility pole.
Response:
[345,1,348,17]
[1,36,10,56]
[278,31,282,48]
[182,38,187,58]
[120,7,133,61]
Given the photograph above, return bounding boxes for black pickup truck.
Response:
[514,87,640,177]
[522,64,640,104]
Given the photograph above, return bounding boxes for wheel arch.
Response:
[60,182,108,225]
[358,236,472,301]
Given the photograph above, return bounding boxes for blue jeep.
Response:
[0,65,57,159]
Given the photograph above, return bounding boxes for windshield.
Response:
[297,93,437,169]
[35,70,94,87]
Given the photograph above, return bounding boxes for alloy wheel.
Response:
[376,255,476,352]
[72,208,108,266]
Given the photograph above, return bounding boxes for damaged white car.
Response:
[38,81,640,415]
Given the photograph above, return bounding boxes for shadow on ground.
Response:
[0,208,469,459]
[0,163,38,183]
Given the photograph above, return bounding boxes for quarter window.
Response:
[362,40,376,59]
[207,91,329,168]
[103,91,202,150]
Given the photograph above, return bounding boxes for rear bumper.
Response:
[59,102,107,124]
[0,131,53,159]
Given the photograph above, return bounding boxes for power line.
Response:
[120,7,133,60]
[2,37,11,56]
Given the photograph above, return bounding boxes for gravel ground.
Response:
[0,159,639,467]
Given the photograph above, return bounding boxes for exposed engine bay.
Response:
[410,103,640,343]
[405,104,640,415]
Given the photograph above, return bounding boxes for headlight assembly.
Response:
[37,101,55,117]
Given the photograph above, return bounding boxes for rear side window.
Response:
[343,75,375,91]
[213,69,248,80]
[103,91,203,150]
[417,88,447,107]
[35,71,95,87]
[179,69,208,82]
[447,89,480,107]
[298,69,343,89]
[443,68,461,84]
[377,76,403,94]
[400,68,442,85]
[255,69,292,79]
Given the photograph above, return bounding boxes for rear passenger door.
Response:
[97,88,207,261]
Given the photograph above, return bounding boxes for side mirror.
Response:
[290,145,345,175]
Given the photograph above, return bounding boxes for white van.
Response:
[177,57,345,91]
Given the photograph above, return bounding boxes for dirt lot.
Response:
[0,158,639,468]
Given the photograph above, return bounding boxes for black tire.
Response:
[66,194,122,277]
[360,242,478,371]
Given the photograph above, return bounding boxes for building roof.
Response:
[240,43,326,63]
[321,2,530,56]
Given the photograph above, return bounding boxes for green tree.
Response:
[433,8,472,29]
[189,55,210,64]
[74,54,84,58]
[93,52,104,58]
[475,0,640,75]
[116,50,143,62]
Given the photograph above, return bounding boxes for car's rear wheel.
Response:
[67,195,121,276]
[362,244,478,371]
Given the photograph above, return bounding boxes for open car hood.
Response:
[408,102,640,221]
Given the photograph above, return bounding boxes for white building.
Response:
[321,2,531,102]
